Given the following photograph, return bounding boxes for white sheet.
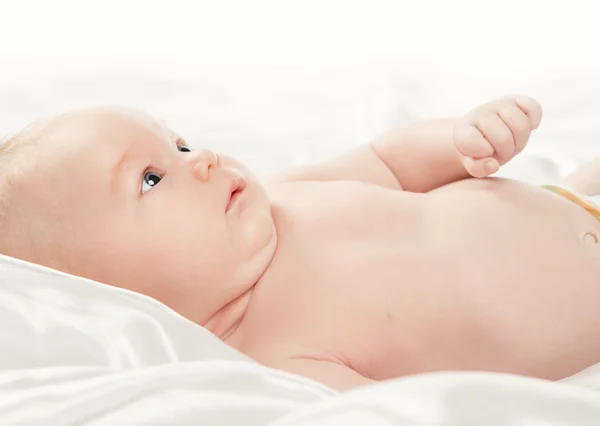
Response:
[2,60,600,425]
[0,254,334,425]
[3,254,600,426]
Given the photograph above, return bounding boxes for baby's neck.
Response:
[207,216,280,345]
[203,285,255,344]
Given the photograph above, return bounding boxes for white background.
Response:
[1,0,599,178]
[1,0,598,70]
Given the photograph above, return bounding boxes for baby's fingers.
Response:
[462,156,500,178]
[497,103,531,154]
[473,113,515,160]
[516,96,543,130]
[454,124,495,158]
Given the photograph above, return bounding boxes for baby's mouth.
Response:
[226,175,247,213]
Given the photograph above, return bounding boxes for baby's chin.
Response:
[228,211,276,294]
[221,156,277,275]
[239,186,276,251]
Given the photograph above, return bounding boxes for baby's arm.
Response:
[271,96,542,192]
[371,117,467,192]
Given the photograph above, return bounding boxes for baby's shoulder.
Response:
[264,180,321,206]
[265,178,365,199]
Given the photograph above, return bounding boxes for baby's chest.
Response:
[267,181,440,295]
[270,180,425,246]
[244,226,444,375]
[245,184,442,354]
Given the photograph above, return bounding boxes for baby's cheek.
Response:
[192,228,231,263]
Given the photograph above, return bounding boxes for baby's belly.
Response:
[245,179,600,382]
[393,179,600,380]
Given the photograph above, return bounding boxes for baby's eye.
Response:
[142,171,163,194]
[177,145,191,152]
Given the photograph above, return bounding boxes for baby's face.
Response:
[31,108,277,326]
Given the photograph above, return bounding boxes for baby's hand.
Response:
[454,96,542,178]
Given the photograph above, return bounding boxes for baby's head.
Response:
[0,107,277,329]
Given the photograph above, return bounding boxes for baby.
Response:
[2,96,600,391]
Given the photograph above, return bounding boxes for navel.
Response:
[583,231,599,245]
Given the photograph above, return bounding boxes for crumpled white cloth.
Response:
[272,372,600,426]
[0,362,330,426]
[0,255,334,426]
[3,254,600,426]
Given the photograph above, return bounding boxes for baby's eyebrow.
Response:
[175,136,189,148]
[158,122,188,149]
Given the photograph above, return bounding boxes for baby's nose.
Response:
[188,149,221,182]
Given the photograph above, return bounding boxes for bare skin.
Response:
[569,157,600,195]
[2,97,600,391]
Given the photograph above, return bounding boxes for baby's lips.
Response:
[230,172,246,194]
[224,168,247,211]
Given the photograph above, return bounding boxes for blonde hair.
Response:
[0,130,37,220]
[0,118,61,266]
